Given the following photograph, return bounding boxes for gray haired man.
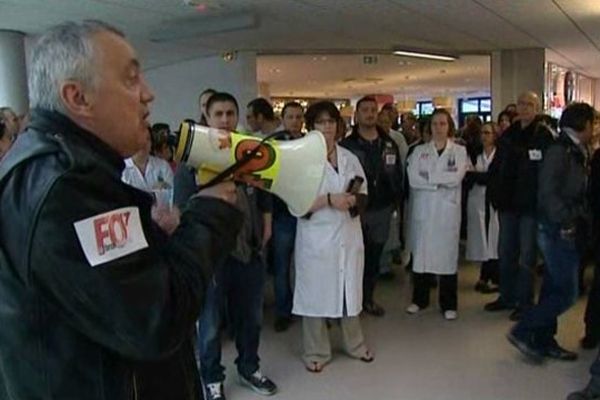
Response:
[0,20,241,399]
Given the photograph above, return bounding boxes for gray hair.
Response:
[28,20,124,114]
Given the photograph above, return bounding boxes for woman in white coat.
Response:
[466,122,500,293]
[405,108,468,320]
[293,101,373,373]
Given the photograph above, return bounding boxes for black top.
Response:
[487,117,555,214]
[0,109,243,399]
[340,126,403,210]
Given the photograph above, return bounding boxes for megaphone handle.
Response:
[197,131,285,190]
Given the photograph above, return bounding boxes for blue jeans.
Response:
[498,211,537,308]
[513,222,579,348]
[272,217,296,318]
[198,256,265,384]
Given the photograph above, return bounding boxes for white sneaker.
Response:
[406,304,420,314]
[204,382,225,400]
[444,310,458,320]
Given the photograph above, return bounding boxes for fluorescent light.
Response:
[392,50,457,61]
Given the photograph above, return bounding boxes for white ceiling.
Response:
[257,54,490,99]
[1,0,599,98]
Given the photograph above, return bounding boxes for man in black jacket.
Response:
[341,96,403,316]
[485,92,554,320]
[0,20,242,400]
[508,102,593,365]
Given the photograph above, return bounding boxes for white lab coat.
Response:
[466,150,499,261]
[122,156,174,191]
[293,146,367,318]
[406,140,468,275]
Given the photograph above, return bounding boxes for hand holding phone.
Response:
[346,176,364,217]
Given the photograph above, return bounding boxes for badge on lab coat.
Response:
[528,149,542,161]
[446,153,457,171]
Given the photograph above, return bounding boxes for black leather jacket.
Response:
[340,126,403,210]
[487,117,555,214]
[0,110,242,400]
[538,131,589,230]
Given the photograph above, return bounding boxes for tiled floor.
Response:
[217,261,595,400]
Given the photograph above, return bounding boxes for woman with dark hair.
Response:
[498,110,513,135]
[293,101,373,373]
[405,108,469,320]
[466,122,500,293]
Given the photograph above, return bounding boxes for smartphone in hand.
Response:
[346,176,364,217]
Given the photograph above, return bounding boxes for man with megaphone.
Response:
[174,92,278,400]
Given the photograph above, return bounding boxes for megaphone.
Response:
[174,121,327,217]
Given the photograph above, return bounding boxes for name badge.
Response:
[74,206,148,267]
[385,154,396,165]
[529,149,542,161]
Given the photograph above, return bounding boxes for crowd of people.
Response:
[3,19,600,400]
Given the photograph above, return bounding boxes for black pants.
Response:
[363,240,385,305]
[480,259,499,284]
[412,272,458,311]
[585,262,600,340]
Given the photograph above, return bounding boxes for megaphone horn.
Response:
[174,122,327,217]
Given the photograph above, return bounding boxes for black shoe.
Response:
[544,344,578,361]
[484,298,511,312]
[204,382,226,400]
[274,316,292,333]
[581,335,600,350]
[239,371,277,396]
[363,302,385,317]
[506,330,545,363]
[509,309,524,321]
[567,386,600,400]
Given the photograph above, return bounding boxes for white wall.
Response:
[144,51,258,131]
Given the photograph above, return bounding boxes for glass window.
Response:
[480,99,491,112]
[461,99,478,113]
[419,102,434,115]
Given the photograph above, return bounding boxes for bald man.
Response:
[485,91,555,321]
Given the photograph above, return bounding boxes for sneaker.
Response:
[239,371,277,396]
[484,298,512,312]
[204,382,226,400]
[444,310,458,320]
[544,343,578,361]
[406,304,420,314]
[506,329,544,363]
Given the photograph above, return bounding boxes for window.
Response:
[457,96,491,127]
[417,101,434,116]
